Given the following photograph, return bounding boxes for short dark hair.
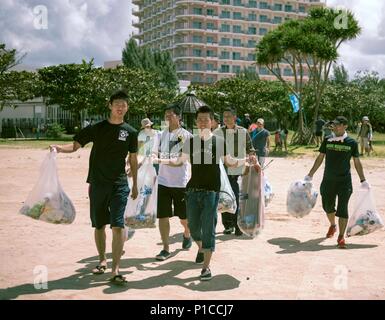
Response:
[164,103,181,116]
[332,116,348,125]
[109,90,128,104]
[196,105,214,119]
[223,107,237,116]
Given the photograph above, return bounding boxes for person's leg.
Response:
[173,187,191,241]
[360,137,364,155]
[94,226,107,267]
[335,183,352,248]
[228,175,241,235]
[111,227,125,276]
[320,180,337,238]
[156,185,173,255]
[109,183,130,277]
[186,191,204,261]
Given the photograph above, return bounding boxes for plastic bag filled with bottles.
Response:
[286,180,318,218]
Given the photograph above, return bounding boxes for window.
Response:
[248,40,257,48]
[233,25,242,33]
[207,22,215,30]
[272,16,282,24]
[233,65,241,73]
[247,53,256,61]
[221,24,230,32]
[207,63,215,71]
[273,4,282,11]
[192,21,202,29]
[220,65,230,73]
[193,8,203,15]
[193,49,202,57]
[221,11,230,18]
[260,2,269,9]
[207,8,215,16]
[284,68,293,76]
[299,5,306,13]
[206,77,215,83]
[232,52,241,60]
[221,0,230,4]
[206,50,215,57]
[259,28,268,35]
[260,15,269,23]
[193,63,202,71]
[248,13,257,21]
[285,5,293,12]
[248,0,257,8]
[221,51,230,59]
[248,27,257,34]
[207,36,214,43]
[233,12,242,20]
[193,35,203,43]
[259,67,269,75]
[233,0,242,6]
[233,39,242,46]
[220,37,231,45]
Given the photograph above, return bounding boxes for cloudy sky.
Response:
[0,0,384,78]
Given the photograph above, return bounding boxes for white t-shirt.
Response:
[152,127,192,188]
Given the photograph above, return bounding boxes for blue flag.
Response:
[289,94,299,113]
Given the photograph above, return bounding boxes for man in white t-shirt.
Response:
[152,104,193,260]
[138,118,160,174]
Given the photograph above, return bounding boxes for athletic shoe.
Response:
[155,250,171,261]
[223,227,234,235]
[326,225,337,238]
[337,236,347,249]
[182,236,192,249]
[200,268,212,281]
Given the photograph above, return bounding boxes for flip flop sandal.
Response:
[109,275,127,285]
[92,265,107,275]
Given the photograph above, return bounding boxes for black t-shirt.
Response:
[74,120,138,185]
[319,136,359,181]
[183,135,228,192]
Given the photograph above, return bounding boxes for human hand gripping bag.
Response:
[124,156,157,229]
[19,149,76,224]
[347,186,384,237]
[218,160,237,214]
[237,164,265,237]
[286,180,318,218]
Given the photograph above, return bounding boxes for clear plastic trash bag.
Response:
[238,165,265,237]
[264,176,274,207]
[124,157,157,229]
[19,150,76,224]
[347,187,384,237]
[286,180,318,218]
[218,160,237,214]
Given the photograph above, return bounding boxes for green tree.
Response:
[256,7,360,144]
[122,38,178,90]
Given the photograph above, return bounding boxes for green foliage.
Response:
[46,123,66,139]
[122,38,178,90]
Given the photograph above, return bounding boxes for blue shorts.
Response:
[89,183,130,229]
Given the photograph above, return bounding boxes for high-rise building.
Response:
[133,0,324,83]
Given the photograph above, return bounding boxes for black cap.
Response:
[332,116,348,125]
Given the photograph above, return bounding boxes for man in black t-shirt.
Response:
[305,116,369,249]
[157,106,258,281]
[50,90,138,285]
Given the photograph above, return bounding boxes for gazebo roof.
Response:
[177,93,206,114]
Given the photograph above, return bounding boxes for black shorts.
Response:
[320,179,352,219]
[89,183,129,229]
[157,184,187,219]
[315,131,323,137]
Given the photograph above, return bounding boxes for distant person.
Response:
[315,116,326,147]
[250,118,270,167]
[211,113,221,131]
[306,116,369,249]
[137,118,160,174]
[274,130,282,151]
[357,116,373,156]
[323,121,333,137]
[83,118,90,129]
[242,113,252,130]
[280,128,288,152]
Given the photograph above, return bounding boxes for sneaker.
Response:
[223,227,234,235]
[155,250,171,261]
[200,268,212,281]
[182,236,192,249]
[234,227,243,236]
[326,225,337,238]
[195,251,204,264]
[337,236,347,249]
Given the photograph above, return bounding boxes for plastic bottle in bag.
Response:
[218,160,237,214]
[264,176,274,207]
[238,165,265,237]
[124,157,157,229]
[286,180,318,218]
[347,187,384,237]
[19,150,76,224]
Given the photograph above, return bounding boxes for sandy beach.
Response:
[0,147,384,300]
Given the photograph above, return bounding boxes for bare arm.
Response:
[353,157,366,182]
[128,152,138,199]
[50,141,81,153]
[307,153,325,177]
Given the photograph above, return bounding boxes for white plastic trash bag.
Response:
[218,160,237,214]
[264,176,274,207]
[286,180,318,218]
[347,187,384,237]
[238,165,265,237]
[19,150,76,224]
[124,157,157,229]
